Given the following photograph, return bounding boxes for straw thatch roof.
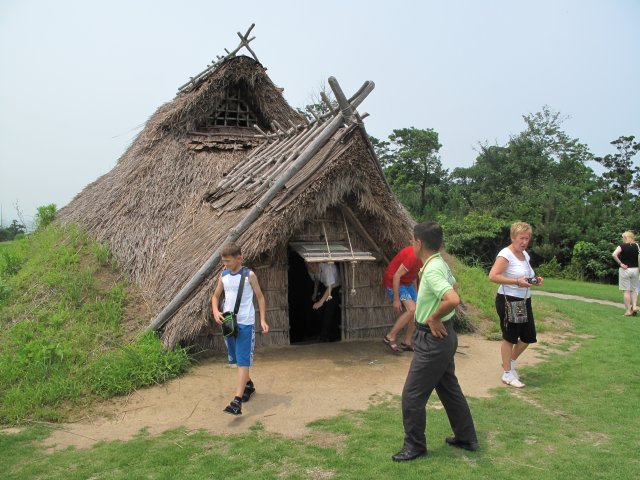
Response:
[58,43,414,348]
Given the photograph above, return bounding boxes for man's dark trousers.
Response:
[401,320,477,452]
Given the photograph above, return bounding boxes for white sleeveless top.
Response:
[221,268,255,325]
[496,247,535,299]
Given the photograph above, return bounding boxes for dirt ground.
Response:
[42,332,569,452]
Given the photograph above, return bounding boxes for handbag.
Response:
[504,296,528,324]
[221,267,247,338]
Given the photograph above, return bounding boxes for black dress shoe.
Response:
[391,448,427,462]
[445,436,479,451]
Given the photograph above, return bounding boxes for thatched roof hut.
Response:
[59,28,415,352]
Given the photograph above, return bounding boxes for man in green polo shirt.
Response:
[392,221,478,462]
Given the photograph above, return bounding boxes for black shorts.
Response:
[495,294,537,344]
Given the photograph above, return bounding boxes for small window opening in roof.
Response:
[204,88,258,128]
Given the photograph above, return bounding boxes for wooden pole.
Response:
[328,76,354,124]
[340,205,390,264]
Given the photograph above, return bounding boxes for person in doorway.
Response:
[307,262,341,342]
[488,221,542,389]
[392,221,478,462]
[211,242,269,416]
[382,246,423,353]
[612,231,639,316]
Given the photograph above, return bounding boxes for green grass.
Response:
[1,296,638,479]
[0,225,190,424]
[1,235,638,478]
[538,277,621,303]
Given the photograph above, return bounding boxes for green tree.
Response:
[382,127,448,218]
[0,220,26,242]
[439,213,510,267]
[451,107,600,265]
[594,135,640,205]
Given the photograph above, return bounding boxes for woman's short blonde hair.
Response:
[511,221,533,238]
[622,231,636,243]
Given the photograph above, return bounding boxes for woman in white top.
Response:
[488,222,543,388]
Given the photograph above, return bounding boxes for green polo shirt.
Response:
[415,253,456,324]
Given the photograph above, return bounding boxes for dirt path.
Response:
[532,290,624,308]
[44,332,567,452]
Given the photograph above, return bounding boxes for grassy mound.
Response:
[0,225,190,424]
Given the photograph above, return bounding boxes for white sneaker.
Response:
[510,360,519,380]
[502,372,525,388]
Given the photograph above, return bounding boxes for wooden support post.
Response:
[340,205,390,264]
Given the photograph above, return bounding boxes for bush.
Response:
[536,256,564,278]
[440,213,511,268]
[34,204,57,230]
[571,240,617,281]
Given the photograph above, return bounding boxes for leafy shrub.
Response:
[440,213,511,268]
[571,240,617,281]
[34,204,57,230]
[536,256,564,278]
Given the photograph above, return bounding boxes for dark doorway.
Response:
[287,248,342,344]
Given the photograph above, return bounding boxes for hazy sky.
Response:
[1,0,638,226]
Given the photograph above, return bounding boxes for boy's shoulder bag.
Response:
[221,267,248,338]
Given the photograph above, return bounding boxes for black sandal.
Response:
[223,398,242,415]
[242,382,255,402]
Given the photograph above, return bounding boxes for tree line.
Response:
[370,106,640,283]
[0,204,57,242]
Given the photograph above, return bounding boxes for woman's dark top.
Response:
[618,243,639,268]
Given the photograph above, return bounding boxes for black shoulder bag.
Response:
[221,267,247,338]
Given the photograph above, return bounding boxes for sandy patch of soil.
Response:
[43,332,570,452]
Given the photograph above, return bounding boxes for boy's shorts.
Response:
[385,285,418,303]
[224,323,255,367]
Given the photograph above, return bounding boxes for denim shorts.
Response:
[224,323,256,367]
[386,285,418,303]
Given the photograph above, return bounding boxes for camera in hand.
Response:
[526,277,539,285]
